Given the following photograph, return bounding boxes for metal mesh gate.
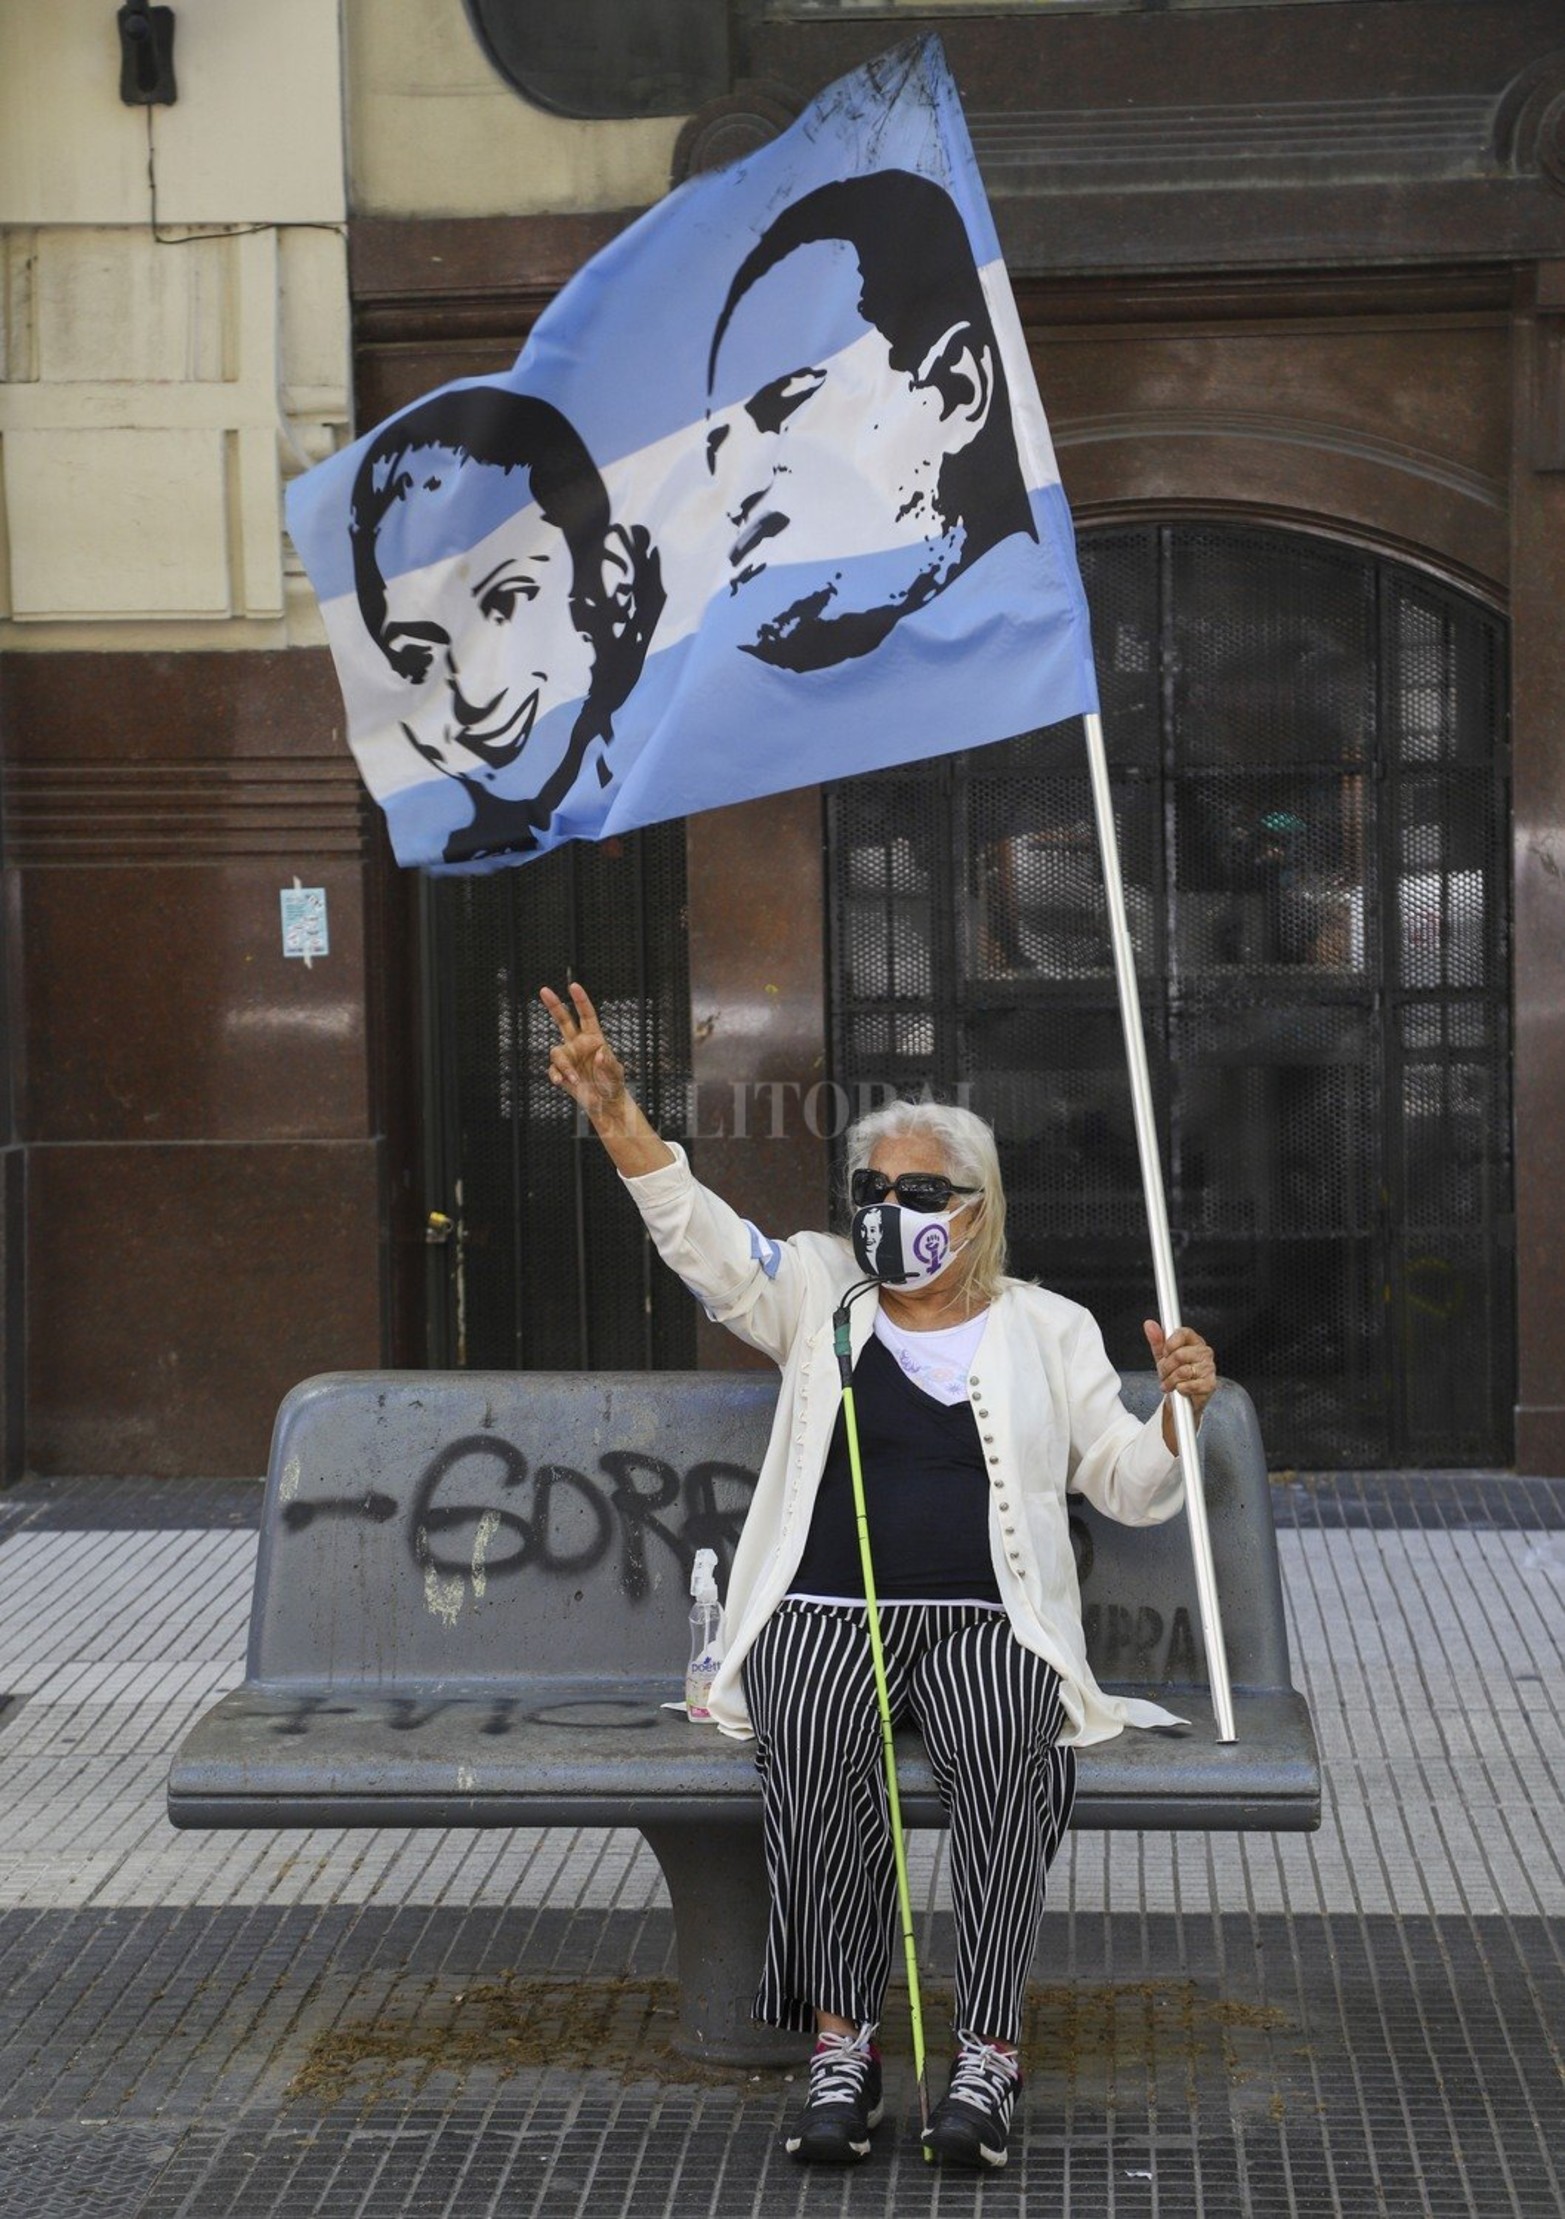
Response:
[423,827,695,1371]
[827,524,1511,1468]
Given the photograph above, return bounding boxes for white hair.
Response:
[844,1098,1010,1300]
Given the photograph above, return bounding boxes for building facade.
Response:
[1,1,1561,1476]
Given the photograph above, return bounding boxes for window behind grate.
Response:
[827,524,1511,1468]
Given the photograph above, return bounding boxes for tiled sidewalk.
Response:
[0,1473,1561,2216]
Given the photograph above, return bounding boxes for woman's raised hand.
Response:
[540,982,626,1118]
[538,983,674,1178]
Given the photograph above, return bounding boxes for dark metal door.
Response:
[423,826,695,1371]
[827,523,1511,1467]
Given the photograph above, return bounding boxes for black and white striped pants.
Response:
[742,1598,1077,2043]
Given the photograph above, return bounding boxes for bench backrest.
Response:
[249,1371,1288,1694]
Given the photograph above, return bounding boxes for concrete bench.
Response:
[168,1369,1319,2065]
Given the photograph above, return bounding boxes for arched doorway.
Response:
[827,523,1511,1467]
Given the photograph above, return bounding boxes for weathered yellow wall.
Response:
[345,0,681,217]
[0,0,350,649]
[0,0,675,651]
[0,225,350,648]
[0,0,345,226]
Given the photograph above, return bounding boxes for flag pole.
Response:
[1081,710,1237,1745]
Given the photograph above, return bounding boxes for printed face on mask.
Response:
[850,1195,974,1287]
[850,1139,981,1288]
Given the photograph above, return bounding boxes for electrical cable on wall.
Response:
[141,109,346,249]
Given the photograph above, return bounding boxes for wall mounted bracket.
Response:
[118,1,177,106]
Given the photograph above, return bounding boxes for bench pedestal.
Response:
[640,1821,811,2068]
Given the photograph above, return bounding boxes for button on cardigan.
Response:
[621,1146,1189,1746]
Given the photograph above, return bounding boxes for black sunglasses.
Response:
[850,1169,980,1211]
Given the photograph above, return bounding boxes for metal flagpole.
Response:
[1081,710,1237,1744]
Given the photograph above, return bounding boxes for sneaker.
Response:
[783,2025,884,2163]
[922,2034,1022,2169]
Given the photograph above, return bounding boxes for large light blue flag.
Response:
[286,36,1099,871]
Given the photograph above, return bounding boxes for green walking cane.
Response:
[832,1289,935,2160]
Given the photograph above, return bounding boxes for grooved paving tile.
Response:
[0,2125,177,2219]
[0,1473,1558,2215]
[0,1906,1555,2216]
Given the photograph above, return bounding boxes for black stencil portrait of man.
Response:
[349,388,665,864]
[704,169,1036,675]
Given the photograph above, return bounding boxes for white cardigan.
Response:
[624,1146,1188,1746]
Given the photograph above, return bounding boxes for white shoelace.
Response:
[808,2025,876,2106]
[948,2034,1021,2112]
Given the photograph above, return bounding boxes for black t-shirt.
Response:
[788,1332,1003,1604]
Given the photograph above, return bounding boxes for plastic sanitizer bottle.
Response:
[685,1549,723,1719]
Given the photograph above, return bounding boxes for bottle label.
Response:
[686,1656,718,1718]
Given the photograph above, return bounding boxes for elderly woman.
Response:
[541,982,1216,2172]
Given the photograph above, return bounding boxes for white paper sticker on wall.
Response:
[280,880,329,966]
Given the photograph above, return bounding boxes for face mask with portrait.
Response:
[850,1201,971,1288]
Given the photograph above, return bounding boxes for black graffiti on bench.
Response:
[268,1692,359,1736]
[281,1489,399,1532]
[410,1437,610,1580]
[1081,1599,1204,1684]
[258,1690,663,1739]
[276,1436,759,1601]
[407,1436,758,1599]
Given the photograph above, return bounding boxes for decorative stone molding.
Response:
[1495,52,1565,194]
[0,225,350,637]
[670,86,804,186]
[974,94,1499,193]
[1054,409,1502,518]
[2,756,367,865]
[1526,262,1565,474]
[672,85,1511,198]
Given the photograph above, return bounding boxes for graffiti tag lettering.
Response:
[1081,1600,1203,1684]
[279,1437,760,1603]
